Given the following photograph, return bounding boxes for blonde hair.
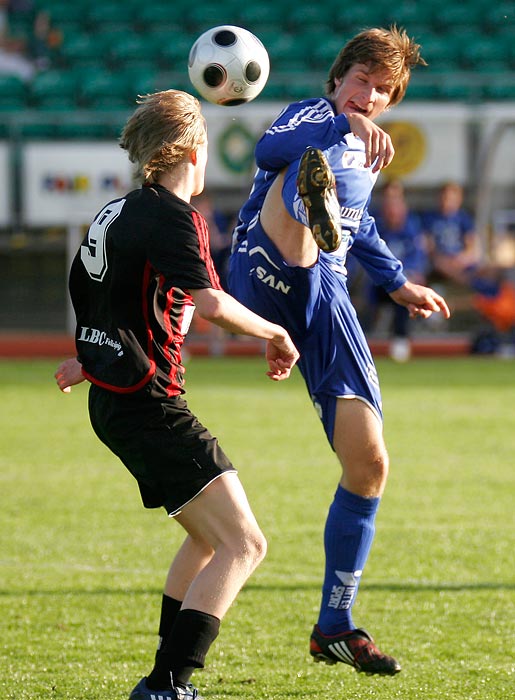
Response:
[326,26,425,107]
[119,90,206,182]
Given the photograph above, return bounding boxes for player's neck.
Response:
[157,168,195,203]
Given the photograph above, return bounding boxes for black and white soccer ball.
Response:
[188,25,270,106]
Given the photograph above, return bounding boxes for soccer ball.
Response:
[188,25,270,106]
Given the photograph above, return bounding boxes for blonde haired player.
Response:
[55,89,299,700]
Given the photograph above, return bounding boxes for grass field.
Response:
[1,356,514,700]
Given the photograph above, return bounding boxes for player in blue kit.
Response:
[229,27,450,676]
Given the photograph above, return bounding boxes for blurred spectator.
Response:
[365,180,429,361]
[27,9,61,70]
[0,0,35,79]
[422,181,481,285]
[470,267,515,356]
[193,191,233,291]
[0,1,60,78]
[191,192,235,354]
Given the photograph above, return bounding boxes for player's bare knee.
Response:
[232,526,267,575]
[245,527,268,568]
[370,451,389,485]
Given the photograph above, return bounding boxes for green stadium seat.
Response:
[238,5,286,30]
[420,35,462,71]
[107,33,153,66]
[381,2,434,28]
[482,77,515,100]
[460,36,509,70]
[287,5,332,32]
[77,69,131,108]
[186,6,238,32]
[28,69,79,108]
[36,1,87,26]
[432,4,484,30]
[404,80,439,101]
[311,34,346,68]
[59,32,108,66]
[437,75,479,101]
[86,4,137,31]
[262,33,312,71]
[484,3,515,31]
[332,6,379,33]
[0,74,28,109]
[158,34,195,69]
[135,4,186,30]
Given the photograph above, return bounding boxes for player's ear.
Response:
[190,149,198,166]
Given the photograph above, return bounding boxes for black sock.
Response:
[147,609,220,689]
[156,595,182,660]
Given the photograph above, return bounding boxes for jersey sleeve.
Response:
[148,205,222,291]
[255,98,350,172]
[350,212,407,292]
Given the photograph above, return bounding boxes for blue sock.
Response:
[317,485,379,635]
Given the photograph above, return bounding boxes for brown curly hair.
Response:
[326,26,426,107]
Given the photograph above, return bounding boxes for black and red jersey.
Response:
[69,183,221,396]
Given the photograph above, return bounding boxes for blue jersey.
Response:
[234,97,406,293]
[229,98,408,444]
[372,210,428,278]
[422,208,475,256]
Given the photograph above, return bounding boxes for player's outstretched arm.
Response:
[389,280,451,320]
[191,287,299,381]
[346,113,395,171]
[55,357,85,393]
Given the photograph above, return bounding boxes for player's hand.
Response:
[54,357,85,393]
[346,113,395,171]
[265,332,300,381]
[389,281,451,320]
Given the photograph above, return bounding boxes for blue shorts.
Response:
[229,218,382,446]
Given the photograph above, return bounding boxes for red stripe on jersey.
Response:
[142,261,155,362]
[191,210,222,290]
[83,364,156,393]
[161,279,181,396]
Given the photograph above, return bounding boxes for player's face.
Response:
[332,63,394,121]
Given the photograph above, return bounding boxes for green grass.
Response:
[1,357,514,699]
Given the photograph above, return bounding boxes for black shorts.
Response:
[88,384,236,516]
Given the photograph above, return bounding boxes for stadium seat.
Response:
[238,5,286,31]
[311,34,346,68]
[77,69,130,108]
[331,6,381,33]
[35,1,87,27]
[459,36,509,70]
[0,74,27,109]
[59,32,108,67]
[287,5,332,32]
[437,75,479,101]
[482,77,515,100]
[186,6,238,32]
[484,3,515,32]
[262,33,312,71]
[28,69,79,108]
[85,3,138,31]
[107,33,153,67]
[134,3,187,30]
[158,33,196,69]
[420,35,462,72]
[381,2,434,28]
[432,4,484,30]
[404,80,438,101]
